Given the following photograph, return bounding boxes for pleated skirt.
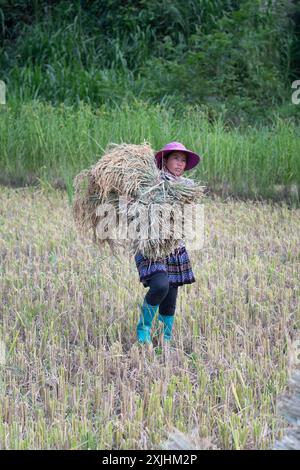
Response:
[134,246,196,288]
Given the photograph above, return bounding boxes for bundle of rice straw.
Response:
[72,142,205,260]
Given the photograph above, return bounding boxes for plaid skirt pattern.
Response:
[134,246,196,287]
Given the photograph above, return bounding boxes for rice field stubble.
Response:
[0,185,299,449]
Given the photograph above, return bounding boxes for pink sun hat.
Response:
[155,141,202,171]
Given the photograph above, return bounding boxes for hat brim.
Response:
[155,149,201,171]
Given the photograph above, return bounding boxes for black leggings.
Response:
[145,272,178,316]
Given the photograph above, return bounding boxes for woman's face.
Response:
[165,151,187,177]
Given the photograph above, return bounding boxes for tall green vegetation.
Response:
[1,0,300,124]
[1,101,299,206]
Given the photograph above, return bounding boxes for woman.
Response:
[135,142,202,345]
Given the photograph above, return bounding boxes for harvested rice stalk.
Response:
[72,142,206,260]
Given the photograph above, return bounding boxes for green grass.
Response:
[0,100,299,206]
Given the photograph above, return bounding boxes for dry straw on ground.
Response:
[1,186,299,449]
[72,142,205,260]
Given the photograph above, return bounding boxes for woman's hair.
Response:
[162,154,168,170]
[164,151,174,160]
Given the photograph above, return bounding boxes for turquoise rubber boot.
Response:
[158,314,175,342]
[137,300,159,344]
